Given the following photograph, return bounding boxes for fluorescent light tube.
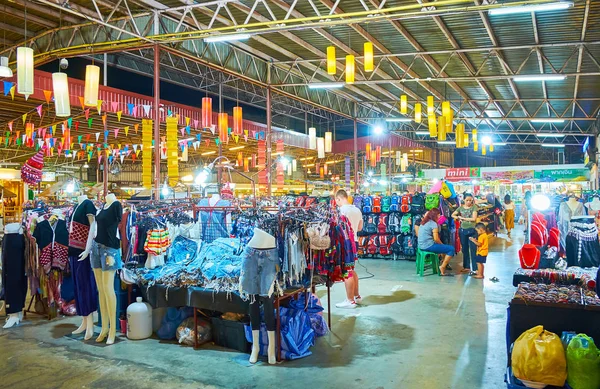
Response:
[531,119,565,123]
[536,133,565,137]
[415,131,430,136]
[385,118,412,123]
[308,82,344,89]
[541,144,565,148]
[513,74,566,82]
[204,33,251,43]
[489,1,573,16]
[229,146,245,151]
[437,141,455,145]
[494,143,507,146]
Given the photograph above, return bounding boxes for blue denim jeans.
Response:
[168,236,198,263]
[240,246,278,297]
[422,243,455,257]
[90,241,123,271]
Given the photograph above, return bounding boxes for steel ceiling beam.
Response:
[571,0,591,130]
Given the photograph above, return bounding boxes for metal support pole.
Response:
[304,111,308,193]
[153,44,161,200]
[103,111,108,199]
[103,53,107,87]
[266,85,272,196]
[218,82,223,191]
[353,107,358,192]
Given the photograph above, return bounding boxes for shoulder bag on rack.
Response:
[306,223,331,250]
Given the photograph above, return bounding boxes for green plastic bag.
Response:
[567,334,600,389]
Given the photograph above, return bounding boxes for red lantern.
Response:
[218,112,228,143]
[376,146,381,162]
[233,106,243,135]
[202,97,212,128]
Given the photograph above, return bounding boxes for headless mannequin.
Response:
[71,194,97,340]
[94,193,119,345]
[208,193,232,230]
[587,197,600,214]
[248,228,277,365]
[567,196,580,213]
[3,223,24,329]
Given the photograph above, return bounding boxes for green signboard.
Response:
[534,168,589,182]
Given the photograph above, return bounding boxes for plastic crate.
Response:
[211,317,251,353]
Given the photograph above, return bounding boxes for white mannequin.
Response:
[3,223,24,329]
[209,193,221,206]
[567,196,580,213]
[93,193,119,345]
[71,194,97,340]
[586,197,600,215]
[247,227,277,365]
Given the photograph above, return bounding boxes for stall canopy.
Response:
[0,186,17,198]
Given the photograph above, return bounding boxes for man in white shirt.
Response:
[335,189,363,309]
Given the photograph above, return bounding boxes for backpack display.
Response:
[440,197,451,218]
[391,236,403,255]
[352,194,363,211]
[425,194,440,210]
[372,196,381,213]
[294,196,306,207]
[400,194,411,213]
[362,196,373,214]
[305,197,317,207]
[367,237,378,255]
[400,215,412,234]
[357,236,368,256]
[390,194,399,212]
[378,235,391,256]
[402,235,416,256]
[364,215,378,234]
[377,215,388,235]
[440,182,452,199]
[387,212,402,234]
[381,196,391,213]
[411,193,425,214]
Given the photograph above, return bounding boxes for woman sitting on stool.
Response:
[417,209,456,276]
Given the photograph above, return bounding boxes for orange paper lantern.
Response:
[233,106,243,135]
[218,112,228,143]
[202,97,212,128]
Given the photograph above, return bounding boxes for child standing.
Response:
[469,223,489,279]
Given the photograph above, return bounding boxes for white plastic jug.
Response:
[126,297,153,340]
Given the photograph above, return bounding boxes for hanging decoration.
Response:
[456,123,465,148]
[395,151,401,166]
[482,144,487,156]
[463,132,469,147]
[324,131,332,153]
[327,46,336,75]
[345,156,350,188]
[366,143,372,160]
[364,42,373,72]
[400,95,408,115]
[21,150,44,185]
[84,65,100,106]
[415,103,422,123]
[428,115,437,138]
[438,116,447,141]
[292,159,297,172]
[427,96,434,115]
[257,140,267,187]
[233,106,243,135]
[375,146,382,162]
[142,119,153,188]
[276,139,285,191]
[346,55,355,84]
[370,151,377,167]
[166,117,179,186]
[218,112,228,144]
[16,47,34,98]
[52,72,71,117]
[317,137,325,159]
[202,97,213,128]
[490,143,494,152]
[308,127,317,149]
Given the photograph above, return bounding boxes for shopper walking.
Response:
[504,194,515,237]
[334,189,363,309]
[452,194,479,274]
[417,209,455,276]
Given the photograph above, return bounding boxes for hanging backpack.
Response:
[377,215,388,235]
[387,212,402,234]
[381,196,391,213]
[367,236,378,255]
[378,235,391,256]
[411,193,425,214]
[440,197,451,218]
[362,196,373,214]
[294,196,306,207]
[364,215,378,234]
[400,194,411,213]
[391,236,403,255]
[357,236,369,256]
[305,197,317,207]
[425,194,440,210]
[390,194,399,212]
[402,235,416,256]
[352,194,363,210]
[400,214,412,234]
[440,181,452,199]
[372,196,382,213]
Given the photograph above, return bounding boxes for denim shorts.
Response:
[475,255,487,264]
[168,235,198,263]
[422,243,455,257]
[90,241,123,271]
[240,246,278,297]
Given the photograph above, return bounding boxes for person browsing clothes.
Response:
[452,193,479,274]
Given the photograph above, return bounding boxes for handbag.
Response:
[119,263,139,285]
[306,223,331,250]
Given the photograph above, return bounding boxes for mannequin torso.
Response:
[95,195,123,249]
[567,198,580,213]
[248,228,276,249]
[209,194,221,207]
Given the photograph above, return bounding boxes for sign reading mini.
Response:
[445,167,480,180]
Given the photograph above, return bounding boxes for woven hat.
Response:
[21,150,44,185]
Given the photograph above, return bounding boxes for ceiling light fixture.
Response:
[481,135,492,146]
[541,144,565,148]
[385,118,412,123]
[531,119,566,123]
[489,1,573,16]
[536,133,565,137]
[437,141,455,145]
[0,57,12,78]
[308,82,344,89]
[201,151,216,156]
[415,131,430,136]
[204,33,251,43]
[229,146,245,151]
[513,74,566,82]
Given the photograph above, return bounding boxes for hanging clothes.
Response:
[197,197,231,243]
[565,217,600,268]
[33,218,69,274]
[2,225,27,314]
[558,201,585,250]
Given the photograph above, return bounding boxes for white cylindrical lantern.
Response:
[292,159,297,172]
[324,131,332,153]
[52,72,71,117]
[287,163,292,176]
[309,127,317,149]
[17,47,34,97]
[395,151,401,166]
[84,64,100,106]
[403,152,409,167]
[317,137,325,158]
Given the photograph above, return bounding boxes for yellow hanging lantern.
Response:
[166,116,179,186]
[463,132,469,147]
[84,65,100,106]
[324,131,332,153]
[482,144,487,155]
[327,46,336,75]
[414,103,422,123]
[456,123,464,148]
[474,141,479,152]
[142,119,153,189]
[442,101,450,117]
[400,95,408,115]
[427,96,434,116]
[428,116,437,138]
[438,116,447,141]
[364,42,373,73]
[490,143,494,152]
[346,55,355,84]
[366,143,372,160]
[472,129,478,144]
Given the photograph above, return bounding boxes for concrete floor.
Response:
[0,227,522,389]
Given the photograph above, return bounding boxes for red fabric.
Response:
[530,221,547,246]
[68,221,90,250]
[532,212,547,227]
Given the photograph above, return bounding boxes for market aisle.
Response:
[0,228,522,389]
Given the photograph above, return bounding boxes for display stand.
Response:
[23,291,48,319]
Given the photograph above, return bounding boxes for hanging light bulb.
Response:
[324,131,332,153]
[364,42,373,72]
[84,64,100,106]
[414,103,422,123]
[400,95,408,115]
[52,72,71,117]
[202,97,213,128]
[345,55,355,84]
[17,47,34,98]
[327,46,336,75]
[0,57,13,78]
[317,137,325,158]
[233,106,243,135]
[309,127,317,149]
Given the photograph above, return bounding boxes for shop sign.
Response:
[482,170,534,181]
[42,171,56,182]
[445,167,480,180]
[534,168,589,182]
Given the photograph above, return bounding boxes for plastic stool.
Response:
[416,249,440,277]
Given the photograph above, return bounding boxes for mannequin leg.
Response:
[72,317,87,335]
[93,269,109,342]
[262,297,276,365]
[84,314,94,340]
[3,313,20,329]
[249,296,261,364]
[102,270,117,345]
